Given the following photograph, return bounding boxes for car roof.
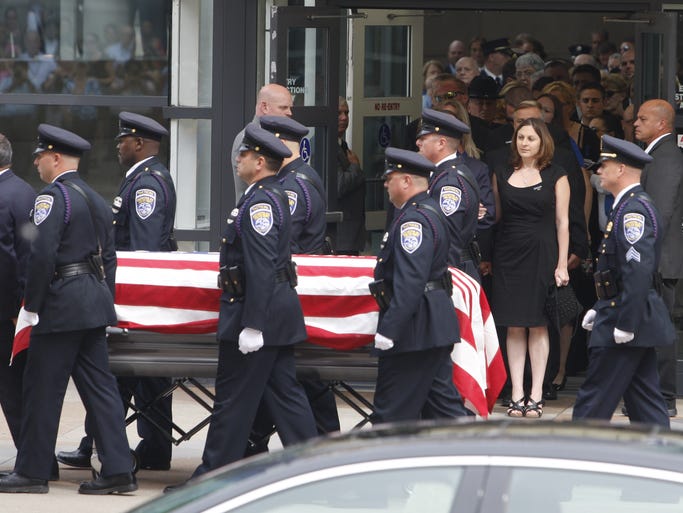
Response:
[128,420,683,513]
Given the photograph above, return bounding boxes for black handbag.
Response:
[545,284,582,331]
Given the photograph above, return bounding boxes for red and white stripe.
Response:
[13,251,506,417]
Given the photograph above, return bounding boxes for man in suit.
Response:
[0,134,35,452]
[573,135,675,428]
[57,112,176,471]
[479,38,514,92]
[0,125,136,494]
[371,147,468,423]
[634,99,683,417]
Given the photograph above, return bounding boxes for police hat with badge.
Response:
[260,116,309,142]
[383,147,435,178]
[569,43,591,59]
[34,124,91,157]
[598,134,653,170]
[417,108,471,140]
[116,111,169,141]
[239,123,292,160]
[482,38,516,57]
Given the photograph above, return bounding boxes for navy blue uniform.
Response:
[429,157,481,281]
[16,171,131,480]
[0,169,35,448]
[278,158,326,254]
[372,191,468,423]
[573,185,675,427]
[114,156,177,251]
[195,175,316,475]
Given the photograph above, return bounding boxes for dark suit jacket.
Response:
[640,133,683,279]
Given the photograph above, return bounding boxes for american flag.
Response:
[14,252,506,417]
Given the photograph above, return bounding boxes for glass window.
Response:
[286,27,328,107]
[174,0,213,107]
[505,468,683,513]
[0,1,170,96]
[364,25,409,98]
[229,467,463,513]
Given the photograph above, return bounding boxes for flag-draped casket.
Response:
[15,252,506,417]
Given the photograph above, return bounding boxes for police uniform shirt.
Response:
[429,154,480,266]
[277,157,327,254]
[25,171,117,334]
[217,174,306,346]
[114,155,176,251]
[374,191,459,353]
[591,184,675,348]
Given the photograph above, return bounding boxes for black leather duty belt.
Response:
[54,262,95,280]
[424,279,447,293]
[274,268,291,283]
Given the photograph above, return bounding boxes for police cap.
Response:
[468,76,499,99]
[34,124,91,157]
[116,111,169,141]
[417,108,471,140]
[599,134,653,169]
[482,38,514,57]
[568,43,591,57]
[383,147,435,178]
[239,123,292,159]
[260,116,309,142]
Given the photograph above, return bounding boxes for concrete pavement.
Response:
[1,377,682,513]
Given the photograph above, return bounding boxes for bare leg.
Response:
[506,326,528,402]
[553,323,573,386]
[528,326,550,404]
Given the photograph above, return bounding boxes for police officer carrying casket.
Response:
[370,147,469,423]
[58,112,176,471]
[416,108,482,281]
[179,124,317,481]
[573,135,675,428]
[0,125,136,494]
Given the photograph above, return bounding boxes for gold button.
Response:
[113,220,117,225]
[229,298,234,303]
[222,238,227,243]
[610,301,616,307]
[378,258,383,262]
[605,281,610,286]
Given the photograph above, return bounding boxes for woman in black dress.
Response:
[492,118,570,417]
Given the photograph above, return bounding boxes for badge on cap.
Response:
[250,203,273,236]
[135,189,157,220]
[439,186,462,216]
[400,221,423,254]
[34,195,53,225]
[623,212,644,245]
[286,190,298,215]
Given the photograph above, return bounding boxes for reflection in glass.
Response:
[287,27,327,106]
[364,25,409,98]
[640,33,663,101]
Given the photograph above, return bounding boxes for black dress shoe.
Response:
[78,473,137,495]
[135,442,171,471]
[0,473,48,493]
[56,447,92,469]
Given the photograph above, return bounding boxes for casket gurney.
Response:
[16,251,507,445]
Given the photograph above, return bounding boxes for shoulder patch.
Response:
[34,194,53,225]
[135,188,157,220]
[285,190,298,215]
[439,185,462,216]
[623,212,645,245]
[400,221,423,254]
[250,203,274,236]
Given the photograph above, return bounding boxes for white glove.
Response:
[374,333,394,351]
[17,308,39,328]
[238,327,264,354]
[614,327,635,344]
[581,309,596,331]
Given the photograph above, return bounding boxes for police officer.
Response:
[371,147,469,423]
[416,108,482,281]
[0,133,35,452]
[189,124,317,479]
[0,125,136,494]
[57,112,175,471]
[573,135,675,428]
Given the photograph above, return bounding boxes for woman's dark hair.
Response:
[510,118,555,170]
[536,93,564,127]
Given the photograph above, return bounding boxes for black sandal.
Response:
[524,398,543,418]
[507,398,525,418]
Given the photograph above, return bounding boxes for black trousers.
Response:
[194,343,317,477]
[0,319,25,449]
[15,328,131,480]
[573,345,669,428]
[373,346,469,424]
[657,278,678,406]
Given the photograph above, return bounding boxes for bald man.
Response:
[231,84,293,202]
[446,40,466,74]
[633,99,683,417]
